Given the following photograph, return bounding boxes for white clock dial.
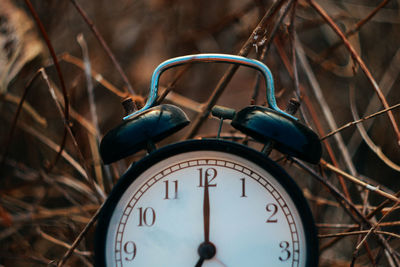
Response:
[96,141,318,267]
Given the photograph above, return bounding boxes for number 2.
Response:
[265,203,278,223]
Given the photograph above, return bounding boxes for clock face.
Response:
[95,140,318,267]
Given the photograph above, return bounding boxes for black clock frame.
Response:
[94,139,319,267]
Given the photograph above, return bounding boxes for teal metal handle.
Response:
[123,54,297,121]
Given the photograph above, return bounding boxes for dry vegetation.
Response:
[1,0,400,266]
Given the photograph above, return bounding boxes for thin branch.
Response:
[318,221,400,229]
[304,189,399,213]
[354,201,400,265]
[77,33,108,193]
[320,159,400,203]
[347,47,400,156]
[41,69,105,200]
[274,36,351,185]
[69,0,136,96]
[57,203,103,267]
[296,158,400,262]
[263,0,295,55]
[322,103,400,140]
[59,53,127,98]
[37,227,92,256]
[349,86,400,172]
[319,230,400,240]
[181,2,256,45]
[293,158,366,224]
[0,92,47,127]
[296,37,358,176]
[366,189,400,220]
[308,0,400,146]
[295,38,354,199]
[162,89,203,113]
[0,201,98,224]
[1,70,41,167]
[156,64,191,105]
[315,0,390,64]
[184,0,289,139]
[288,1,300,100]
[24,0,71,171]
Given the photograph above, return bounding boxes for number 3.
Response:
[279,241,291,261]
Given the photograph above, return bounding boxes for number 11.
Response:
[164,180,178,199]
[240,178,247,197]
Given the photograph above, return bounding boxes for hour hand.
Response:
[195,257,204,267]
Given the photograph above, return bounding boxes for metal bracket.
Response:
[123,54,298,121]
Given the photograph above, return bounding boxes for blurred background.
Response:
[1,0,399,266]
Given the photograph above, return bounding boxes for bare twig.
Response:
[57,203,103,267]
[366,189,400,220]
[59,53,127,98]
[0,92,47,127]
[162,89,203,113]
[308,0,400,146]
[296,38,358,176]
[354,201,400,265]
[349,86,400,171]
[295,39,354,200]
[1,70,41,167]
[37,227,92,256]
[69,0,136,96]
[41,68,105,200]
[293,159,366,224]
[315,0,390,64]
[0,200,98,224]
[274,37,351,199]
[184,0,289,139]
[77,33,108,193]
[156,64,191,105]
[322,103,400,141]
[181,2,256,45]
[24,0,71,171]
[288,1,300,100]
[320,159,400,203]
[318,221,400,229]
[319,230,400,240]
[296,158,400,263]
[348,47,400,156]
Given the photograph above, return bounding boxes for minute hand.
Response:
[195,171,216,267]
[203,173,210,242]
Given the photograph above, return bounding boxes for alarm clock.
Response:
[95,54,322,267]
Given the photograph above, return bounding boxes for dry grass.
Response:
[1,0,400,266]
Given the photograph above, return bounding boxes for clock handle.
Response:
[123,54,297,121]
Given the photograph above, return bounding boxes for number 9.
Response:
[124,241,137,261]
